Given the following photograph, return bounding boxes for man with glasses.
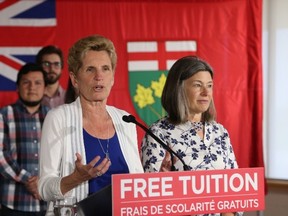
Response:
[36,45,66,108]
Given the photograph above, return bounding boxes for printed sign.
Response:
[112,168,265,216]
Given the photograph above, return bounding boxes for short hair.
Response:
[161,56,216,124]
[35,45,64,68]
[68,34,117,76]
[16,63,47,86]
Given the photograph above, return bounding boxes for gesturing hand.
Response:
[61,153,112,195]
[73,153,111,183]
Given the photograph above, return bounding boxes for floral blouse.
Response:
[141,117,242,216]
[141,117,238,172]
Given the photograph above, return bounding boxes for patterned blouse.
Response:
[141,117,242,216]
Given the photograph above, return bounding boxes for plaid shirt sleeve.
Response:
[0,102,48,212]
[0,107,31,183]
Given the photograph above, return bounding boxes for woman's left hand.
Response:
[160,151,172,172]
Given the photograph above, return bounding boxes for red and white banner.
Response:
[0,0,264,170]
[112,168,265,215]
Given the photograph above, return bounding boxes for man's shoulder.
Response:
[0,102,19,115]
[58,85,66,95]
[0,105,11,116]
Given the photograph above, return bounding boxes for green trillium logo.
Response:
[127,40,197,126]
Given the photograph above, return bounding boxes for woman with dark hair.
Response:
[141,56,241,216]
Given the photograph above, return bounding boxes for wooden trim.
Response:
[267,178,288,188]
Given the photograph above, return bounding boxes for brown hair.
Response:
[161,56,216,124]
[36,45,64,69]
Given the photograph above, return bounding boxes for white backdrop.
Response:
[263,0,288,180]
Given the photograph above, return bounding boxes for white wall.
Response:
[263,0,288,180]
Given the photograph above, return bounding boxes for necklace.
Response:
[96,114,111,163]
[97,137,110,161]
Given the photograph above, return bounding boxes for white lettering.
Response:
[148,178,160,197]
[161,177,173,196]
[134,178,147,198]
[210,174,222,193]
[179,176,190,195]
[121,177,174,199]
[178,171,259,195]
[121,179,132,199]
[245,172,258,191]
[229,173,244,192]
[191,175,205,194]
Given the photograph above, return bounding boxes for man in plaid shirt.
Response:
[0,63,49,216]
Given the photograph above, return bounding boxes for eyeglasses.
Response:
[41,61,62,69]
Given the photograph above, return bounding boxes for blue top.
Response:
[83,129,129,195]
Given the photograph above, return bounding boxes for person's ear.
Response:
[69,72,78,88]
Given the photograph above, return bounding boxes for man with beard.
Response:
[0,63,49,216]
[36,45,66,108]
